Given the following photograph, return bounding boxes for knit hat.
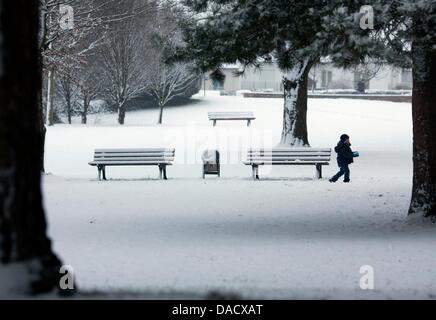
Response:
[340,134,350,141]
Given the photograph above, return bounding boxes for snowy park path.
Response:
[44,174,436,299]
[43,94,436,299]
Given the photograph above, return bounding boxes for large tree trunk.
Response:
[280,59,312,147]
[0,0,64,294]
[157,103,164,124]
[81,96,89,124]
[408,43,436,218]
[46,68,55,126]
[118,103,126,125]
[66,94,72,125]
[39,92,46,173]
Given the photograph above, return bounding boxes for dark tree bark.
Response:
[81,96,90,124]
[67,105,72,124]
[157,103,164,125]
[118,104,126,125]
[62,90,73,125]
[46,69,55,126]
[409,43,436,218]
[40,118,46,174]
[280,59,312,146]
[0,0,64,294]
[60,77,73,124]
[39,93,46,173]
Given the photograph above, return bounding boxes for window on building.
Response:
[401,69,412,84]
[321,71,333,88]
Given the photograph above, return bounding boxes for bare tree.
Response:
[38,0,148,169]
[100,25,148,125]
[40,0,108,126]
[57,61,80,124]
[148,62,199,124]
[77,58,101,124]
[38,0,116,171]
[353,61,382,93]
[145,3,199,124]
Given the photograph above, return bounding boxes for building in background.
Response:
[205,62,412,93]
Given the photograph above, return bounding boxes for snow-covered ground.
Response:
[40,92,436,299]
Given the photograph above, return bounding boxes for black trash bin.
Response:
[202,149,220,179]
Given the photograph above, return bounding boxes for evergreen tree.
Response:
[178,0,341,146]
[177,0,436,218]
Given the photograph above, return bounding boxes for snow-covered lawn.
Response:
[42,93,436,299]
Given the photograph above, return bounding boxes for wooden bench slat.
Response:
[209,112,254,114]
[244,161,330,165]
[209,114,254,115]
[94,152,175,157]
[89,161,173,165]
[209,116,255,118]
[248,149,330,152]
[247,158,331,162]
[94,158,174,162]
[91,158,174,161]
[209,114,254,116]
[248,150,331,154]
[209,116,255,119]
[90,161,173,163]
[247,153,331,156]
[95,148,175,153]
[94,154,174,158]
[247,157,330,162]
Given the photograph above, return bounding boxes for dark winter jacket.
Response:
[335,141,355,166]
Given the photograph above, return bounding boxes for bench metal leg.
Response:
[158,165,168,180]
[97,165,107,181]
[213,120,217,126]
[315,164,322,179]
[252,165,259,180]
[102,166,107,180]
[163,165,168,180]
[247,120,251,127]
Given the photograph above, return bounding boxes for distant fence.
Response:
[242,92,412,103]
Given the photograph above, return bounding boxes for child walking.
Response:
[329,134,358,183]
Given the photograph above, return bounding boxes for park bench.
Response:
[88,148,175,180]
[208,112,256,127]
[244,148,331,180]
